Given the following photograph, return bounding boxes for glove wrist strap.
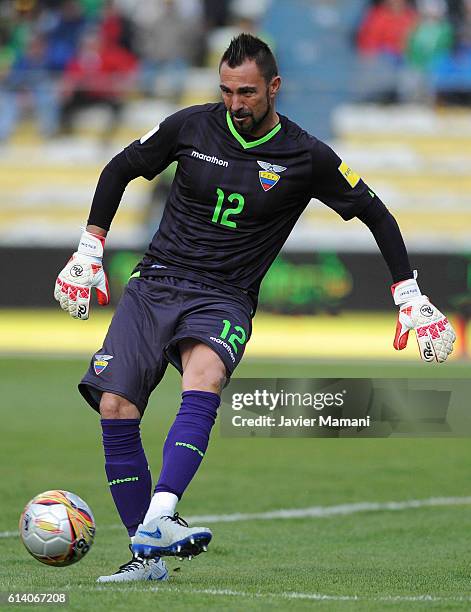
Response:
[391,271,422,305]
[77,230,105,258]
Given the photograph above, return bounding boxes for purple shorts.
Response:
[79,275,252,414]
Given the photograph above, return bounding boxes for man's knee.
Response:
[99,392,140,419]
[180,341,227,393]
[182,366,226,393]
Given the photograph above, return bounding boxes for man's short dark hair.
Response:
[219,33,278,83]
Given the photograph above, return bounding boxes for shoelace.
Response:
[117,558,145,573]
[116,544,147,573]
[161,511,189,527]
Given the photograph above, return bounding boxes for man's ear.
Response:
[269,75,281,97]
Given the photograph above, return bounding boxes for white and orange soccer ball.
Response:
[19,490,95,566]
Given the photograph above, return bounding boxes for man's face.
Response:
[219,60,280,135]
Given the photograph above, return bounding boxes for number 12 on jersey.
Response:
[212,188,245,228]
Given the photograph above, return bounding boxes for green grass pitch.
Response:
[0,356,470,611]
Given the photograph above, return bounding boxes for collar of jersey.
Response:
[226,111,281,149]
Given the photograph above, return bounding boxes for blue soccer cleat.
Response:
[132,512,212,560]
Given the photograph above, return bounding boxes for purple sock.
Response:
[101,419,152,537]
[155,390,220,498]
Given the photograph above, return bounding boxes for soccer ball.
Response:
[19,490,95,566]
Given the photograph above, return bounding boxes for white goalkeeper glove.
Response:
[392,273,456,362]
[54,230,110,320]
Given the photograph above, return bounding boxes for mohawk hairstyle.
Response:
[219,33,278,83]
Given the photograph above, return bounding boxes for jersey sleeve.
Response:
[310,139,373,220]
[124,106,196,180]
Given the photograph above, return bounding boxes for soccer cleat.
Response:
[96,545,169,582]
[132,512,212,559]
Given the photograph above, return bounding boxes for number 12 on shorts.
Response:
[219,319,246,354]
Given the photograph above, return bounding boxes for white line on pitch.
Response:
[87,585,471,603]
[183,496,471,524]
[0,530,18,538]
[2,496,471,540]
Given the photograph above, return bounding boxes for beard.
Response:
[231,91,271,135]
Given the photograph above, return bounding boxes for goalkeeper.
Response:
[54,33,456,583]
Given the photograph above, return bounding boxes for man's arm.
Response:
[87,152,142,231]
[53,151,141,319]
[357,197,455,362]
[356,194,413,283]
[309,139,455,362]
[53,106,201,319]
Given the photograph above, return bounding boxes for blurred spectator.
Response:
[429,0,471,103]
[399,0,453,101]
[357,0,418,59]
[40,0,87,72]
[455,0,471,51]
[78,0,106,20]
[446,0,463,27]
[99,0,135,53]
[59,26,137,135]
[5,0,38,60]
[0,32,59,141]
[0,28,16,79]
[356,0,418,102]
[131,0,203,98]
[406,0,453,70]
[432,50,471,103]
[202,0,230,29]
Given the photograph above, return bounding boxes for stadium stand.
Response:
[0,0,470,257]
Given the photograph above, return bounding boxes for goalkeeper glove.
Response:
[54,230,109,320]
[392,274,456,362]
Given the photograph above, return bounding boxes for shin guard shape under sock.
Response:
[101,418,152,536]
[155,390,220,499]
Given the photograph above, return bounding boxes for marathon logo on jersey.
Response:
[191,150,229,167]
[94,354,113,375]
[338,161,360,188]
[257,160,287,191]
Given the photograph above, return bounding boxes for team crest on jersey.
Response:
[257,160,287,191]
[94,354,113,375]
